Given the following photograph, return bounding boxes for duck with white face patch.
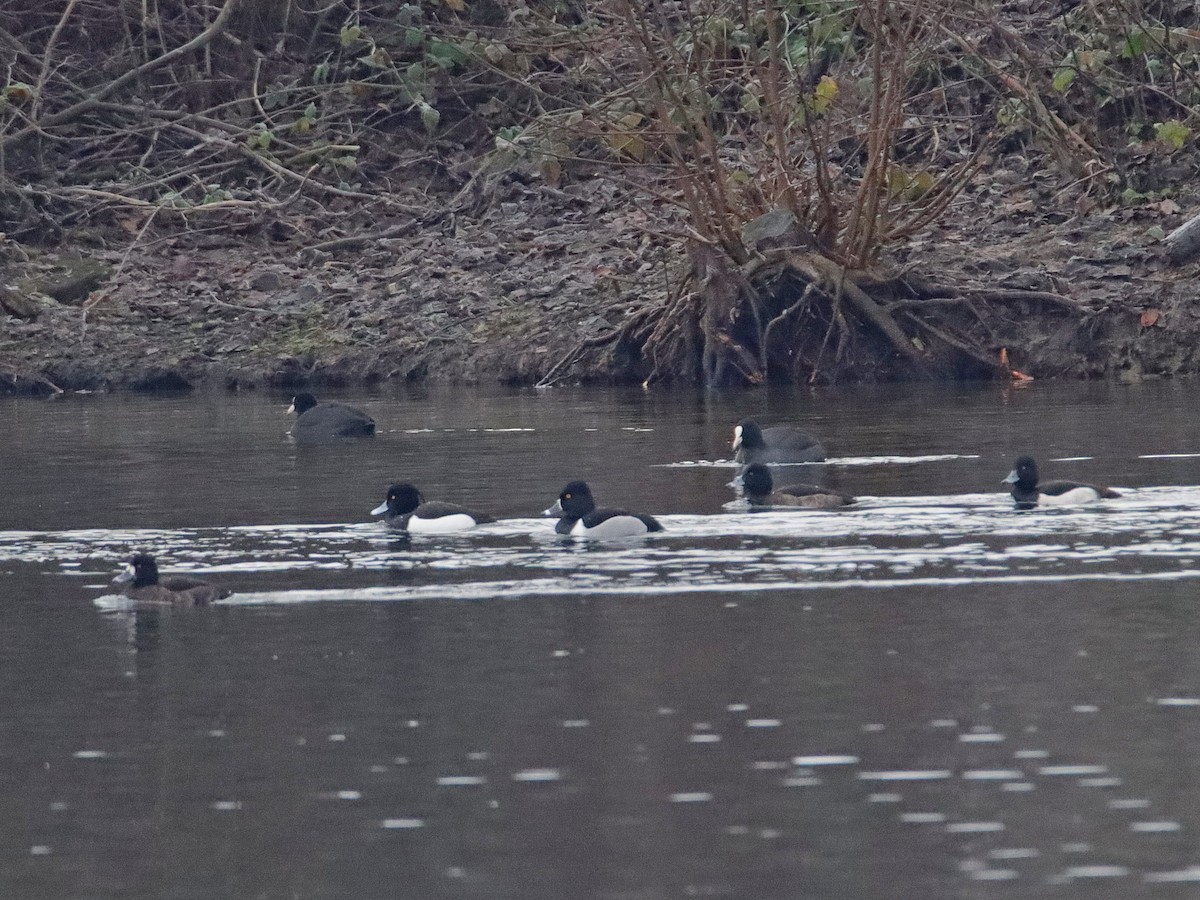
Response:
[112,552,231,605]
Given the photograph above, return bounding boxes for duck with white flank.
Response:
[1003,455,1121,509]
[544,481,664,539]
[372,483,494,533]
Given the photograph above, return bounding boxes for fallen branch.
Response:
[964,289,1088,311]
[0,362,64,394]
[306,221,421,254]
[900,311,1000,373]
[535,306,657,387]
[1165,210,1200,265]
[0,0,241,153]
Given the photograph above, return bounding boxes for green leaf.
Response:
[303,102,318,121]
[812,75,837,114]
[419,102,441,133]
[427,40,467,66]
[996,98,1027,128]
[1052,66,1076,93]
[358,47,392,69]
[339,25,362,47]
[1121,29,1149,59]
[395,4,422,25]
[739,89,761,114]
[1156,120,1190,151]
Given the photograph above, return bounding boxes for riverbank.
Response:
[0,170,678,392]
[3,147,1196,396]
[6,1,1200,395]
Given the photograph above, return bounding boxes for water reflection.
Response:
[6,382,1200,897]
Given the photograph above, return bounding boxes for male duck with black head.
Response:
[371,482,494,533]
[1003,455,1121,509]
[113,553,231,606]
[544,481,664,539]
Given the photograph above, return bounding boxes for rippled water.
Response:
[4,381,1200,898]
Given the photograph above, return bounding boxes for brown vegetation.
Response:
[1,0,1199,390]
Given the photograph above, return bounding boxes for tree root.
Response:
[536,246,1094,386]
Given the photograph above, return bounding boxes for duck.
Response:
[543,481,665,538]
[288,392,375,441]
[732,418,826,464]
[371,482,494,533]
[112,553,231,605]
[741,463,854,509]
[1003,455,1121,509]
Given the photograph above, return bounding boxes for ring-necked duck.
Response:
[371,483,494,533]
[1003,455,1121,509]
[543,481,664,538]
[741,463,854,509]
[732,419,826,464]
[112,553,231,605]
[288,393,376,441]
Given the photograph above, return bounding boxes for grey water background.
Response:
[4,381,1200,898]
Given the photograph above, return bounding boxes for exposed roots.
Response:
[548,243,1093,386]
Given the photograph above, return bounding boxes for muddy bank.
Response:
[5,0,1200,396]
[1,174,674,393]
[1,157,1198,395]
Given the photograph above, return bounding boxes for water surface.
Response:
[3,381,1200,898]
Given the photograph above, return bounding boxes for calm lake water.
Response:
[4,380,1200,899]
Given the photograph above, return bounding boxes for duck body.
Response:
[544,481,664,539]
[741,463,854,509]
[112,553,230,605]
[1003,456,1121,509]
[733,419,826,464]
[372,483,493,533]
[289,392,375,441]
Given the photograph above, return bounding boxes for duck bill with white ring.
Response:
[731,424,744,451]
[370,501,389,516]
[1001,469,1019,485]
[542,499,564,517]
[112,564,136,585]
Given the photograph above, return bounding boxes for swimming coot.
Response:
[288,393,376,441]
[732,419,825,464]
